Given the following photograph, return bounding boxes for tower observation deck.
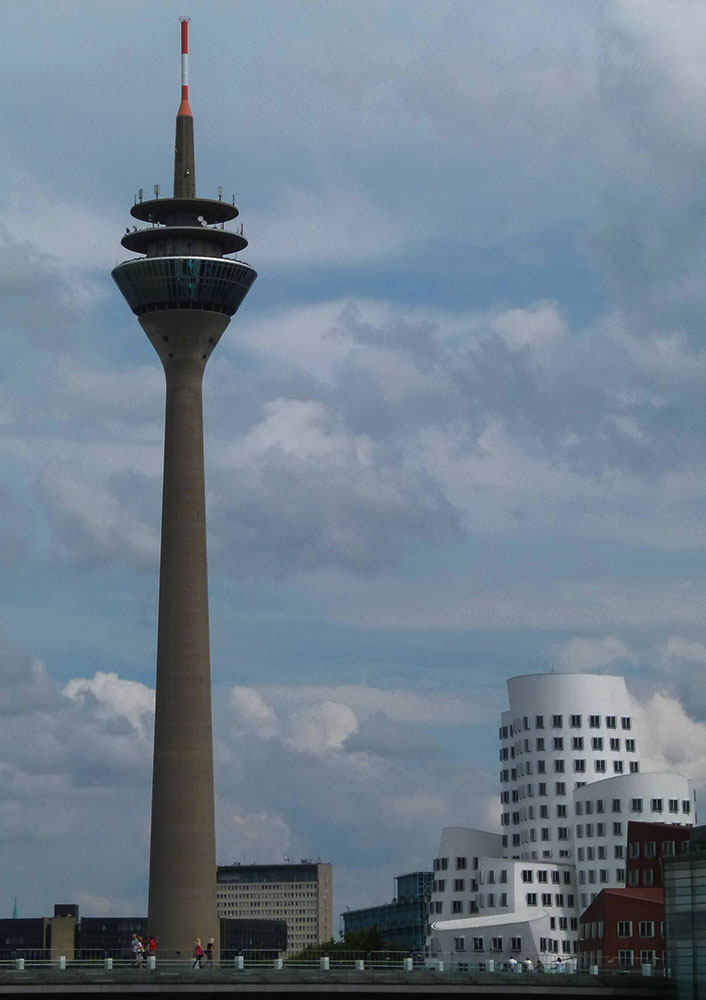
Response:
[112,19,257,958]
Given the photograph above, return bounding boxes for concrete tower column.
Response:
[141,312,229,956]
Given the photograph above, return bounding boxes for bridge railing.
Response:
[0,953,666,979]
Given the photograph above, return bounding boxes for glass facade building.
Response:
[664,829,706,999]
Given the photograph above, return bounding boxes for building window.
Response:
[437,878,446,890]
[618,950,633,968]
[662,841,675,857]
[500,893,508,907]
[606,716,616,729]
[491,937,503,951]
[621,717,631,730]
[610,738,620,751]
[594,760,606,773]
[592,737,603,750]
[558,827,569,840]
[454,937,465,952]
[614,841,624,855]
[552,715,563,728]
[629,761,639,773]
[540,805,549,818]
[572,736,584,750]
[511,936,522,951]
[536,738,545,752]
[570,714,582,728]
[600,869,609,883]
[456,857,467,869]
[617,921,633,938]
[452,900,463,913]
[628,870,639,887]
[539,782,547,796]
[472,937,483,952]
[643,870,654,886]
[574,759,586,772]
[589,715,600,728]
[526,893,537,906]
[625,739,635,752]
[536,716,544,729]
[454,879,465,891]
[557,804,567,818]
[575,802,583,816]
[555,893,564,906]
[613,761,624,773]
[541,828,550,841]
[645,842,657,858]
[596,799,605,813]
[631,799,643,813]
[537,870,548,883]
[522,870,533,883]
[555,782,566,795]
[639,921,654,938]
[553,737,564,751]
[683,800,691,814]
[616,868,625,881]
[576,824,583,838]
[612,799,622,813]
[541,893,552,906]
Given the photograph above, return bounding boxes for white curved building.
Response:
[500,673,638,862]
[428,673,695,968]
[573,771,693,911]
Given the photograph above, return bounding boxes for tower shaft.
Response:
[143,314,228,955]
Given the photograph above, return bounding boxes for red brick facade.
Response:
[579,887,663,970]
[625,820,691,890]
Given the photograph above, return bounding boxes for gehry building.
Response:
[427,673,695,968]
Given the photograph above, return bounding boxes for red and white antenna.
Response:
[178,17,192,117]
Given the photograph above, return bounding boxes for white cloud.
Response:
[552,636,638,674]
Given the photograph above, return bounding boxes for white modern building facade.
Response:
[428,673,695,968]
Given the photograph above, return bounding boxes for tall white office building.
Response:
[428,673,694,967]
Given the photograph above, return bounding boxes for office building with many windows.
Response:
[428,673,694,968]
[216,862,332,956]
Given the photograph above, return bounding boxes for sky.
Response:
[3,0,706,927]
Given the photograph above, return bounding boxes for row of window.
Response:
[520,869,573,885]
[502,715,631,738]
[501,760,639,784]
[627,869,657,887]
[576,844,624,860]
[454,936,523,953]
[578,868,625,884]
[502,736,636,760]
[432,856,471,871]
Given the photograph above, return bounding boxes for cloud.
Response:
[210,396,460,576]
[633,691,706,800]
[551,636,638,674]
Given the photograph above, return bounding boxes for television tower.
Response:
[112,19,257,957]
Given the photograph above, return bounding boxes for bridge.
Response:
[0,956,671,997]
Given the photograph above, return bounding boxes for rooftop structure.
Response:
[112,20,257,957]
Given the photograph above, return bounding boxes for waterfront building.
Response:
[428,673,695,968]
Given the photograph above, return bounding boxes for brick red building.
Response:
[625,820,691,890]
[579,887,663,970]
